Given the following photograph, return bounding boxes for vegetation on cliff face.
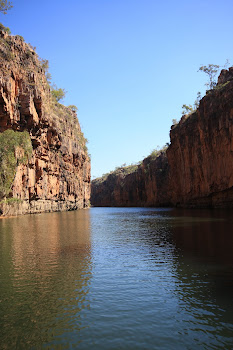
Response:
[93,163,140,185]
[0,25,89,159]
[171,62,232,129]
[92,66,233,208]
[146,145,169,161]
[0,26,91,214]
[51,85,66,102]
[0,130,32,198]
[93,145,168,186]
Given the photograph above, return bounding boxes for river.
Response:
[0,207,233,349]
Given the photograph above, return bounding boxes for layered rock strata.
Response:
[0,30,90,216]
[91,68,233,208]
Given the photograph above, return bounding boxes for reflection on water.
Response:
[0,210,92,349]
[169,209,233,349]
[0,207,233,349]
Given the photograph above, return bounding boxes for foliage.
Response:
[52,102,88,156]
[15,34,24,41]
[41,58,49,71]
[0,130,32,198]
[0,197,22,204]
[198,64,220,90]
[45,72,52,83]
[82,136,88,153]
[181,104,194,115]
[193,91,202,109]
[198,60,230,91]
[94,162,141,184]
[38,59,67,103]
[0,36,14,60]
[114,163,140,175]
[68,105,78,113]
[148,144,168,160]
[28,43,36,51]
[51,84,66,102]
[94,145,170,185]
[173,61,231,131]
[39,58,52,83]
[213,80,230,91]
[0,22,10,33]
[182,92,202,117]
[0,0,12,14]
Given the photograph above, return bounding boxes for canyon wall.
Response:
[91,151,170,207]
[167,68,233,207]
[0,29,90,216]
[91,68,233,208]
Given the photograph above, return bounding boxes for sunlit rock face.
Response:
[0,30,90,216]
[92,68,233,208]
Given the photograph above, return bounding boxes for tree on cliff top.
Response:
[0,0,13,14]
[198,64,220,90]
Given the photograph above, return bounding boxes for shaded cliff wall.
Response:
[91,151,170,207]
[0,30,90,216]
[167,69,233,207]
[91,68,233,208]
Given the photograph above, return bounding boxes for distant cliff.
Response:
[91,68,233,208]
[0,28,90,216]
[91,150,170,207]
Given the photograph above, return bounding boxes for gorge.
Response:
[1,3,233,350]
[91,68,233,208]
[1,27,233,215]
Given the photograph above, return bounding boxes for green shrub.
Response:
[15,35,24,42]
[0,47,13,60]
[181,104,194,115]
[0,130,32,198]
[149,144,168,160]
[0,197,22,204]
[51,85,66,102]
[0,22,11,34]
[0,34,14,61]
[68,105,78,112]
[41,58,49,71]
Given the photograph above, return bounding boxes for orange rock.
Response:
[92,68,233,208]
[0,30,91,216]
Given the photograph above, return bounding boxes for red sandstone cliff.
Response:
[167,68,233,207]
[91,68,233,208]
[0,29,90,216]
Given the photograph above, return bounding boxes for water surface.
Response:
[0,207,233,349]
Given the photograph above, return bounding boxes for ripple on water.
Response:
[0,208,233,349]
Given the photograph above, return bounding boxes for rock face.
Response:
[91,151,170,207]
[92,68,233,208]
[0,30,90,216]
[167,72,233,208]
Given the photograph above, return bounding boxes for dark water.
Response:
[1,207,233,349]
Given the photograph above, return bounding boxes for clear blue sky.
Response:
[2,0,233,178]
